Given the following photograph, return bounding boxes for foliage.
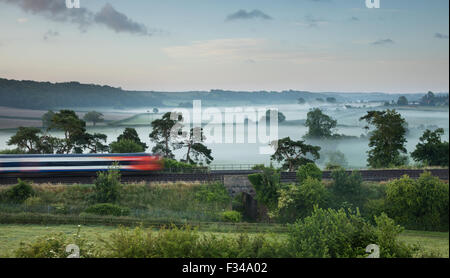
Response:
[330,168,364,209]
[411,128,449,167]
[163,158,206,173]
[194,182,231,206]
[6,179,35,204]
[324,151,348,169]
[287,207,414,258]
[83,111,104,126]
[384,172,449,231]
[84,203,130,217]
[360,109,408,168]
[276,178,329,223]
[93,167,122,203]
[174,127,213,165]
[48,110,87,154]
[397,96,408,106]
[248,167,280,212]
[270,137,321,172]
[116,128,148,151]
[14,227,97,258]
[304,108,337,139]
[41,110,55,129]
[0,148,27,154]
[7,127,41,153]
[150,112,180,159]
[109,139,145,153]
[75,133,109,153]
[220,211,242,223]
[264,110,286,123]
[296,163,322,183]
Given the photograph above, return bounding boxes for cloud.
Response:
[163,38,332,65]
[43,29,59,40]
[0,0,154,36]
[94,3,150,36]
[371,38,395,45]
[296,15,328,28]
[16,17,28,23]
[434,33,449,39]
[0,0,93,30]
[226,9,272,21]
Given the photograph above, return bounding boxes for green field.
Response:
[0,224,448,258]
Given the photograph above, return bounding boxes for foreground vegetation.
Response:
[0,209,448,258]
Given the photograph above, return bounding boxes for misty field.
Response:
[0,103,448,168]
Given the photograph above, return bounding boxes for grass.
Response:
[0,224,447,258]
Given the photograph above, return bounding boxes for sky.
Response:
[0,0,448,93]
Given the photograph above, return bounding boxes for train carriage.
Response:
[0,153,163,178]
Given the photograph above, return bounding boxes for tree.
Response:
[36,135,64,154]
[153,108,159,113]
[149,112,181,158]
[7,127,41,153]
[41,110,55,129]
[359,110,408,168]
[264,110,286,124]
[83,111,104,126]
[117,128,148,151]
[304,108,337,139]
[411,128,449,166]
[174,127,213,165]
[75,133,109,154]
[420,91,436,106]
[109,139,145,153]
[326,97,336,103]
[48,110,86,154]
[270,137,321,172]
[248,167,280,212]
[298,98,306,104]
[397,96,408,106]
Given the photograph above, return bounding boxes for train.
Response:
[0,153,164,178]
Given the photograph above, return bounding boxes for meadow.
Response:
[0,224,447,258]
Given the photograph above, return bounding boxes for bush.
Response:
[385,172,449,231]
[6,179,35,203]
[330,168,364,208]
[100,225,286,258]
[15,227,97,258]
[296,163,322,184]
[248,167,280,211]
[163,159,206,173]
[84,203,130,217]
[287,207,414,258]
[195,182,230,205]
[276,177,329,223]
[109,139,144,153]
[220,211,242,223]
[94,167,122,203]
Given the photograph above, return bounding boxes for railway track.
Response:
[0,169,447,185]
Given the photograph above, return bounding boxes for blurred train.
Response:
[0,153,163,178]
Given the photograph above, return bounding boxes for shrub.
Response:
[220,211,242,223]
[248,167,280,211]
[276,177,329,223]
[24,196,42,207]
[296,163,322,184]
[195,182,230,205]
[15,227,97,258]
[163,159,206,173]
[6,179,35,203]
[330,168,364,208]
[94,167,122,203]
[385,172,449,231]
[84,203,130,217]
[100,225,286,258]
[109,139,144,153]
[287,207,414,258]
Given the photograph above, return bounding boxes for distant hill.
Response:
[0,77,445,110]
